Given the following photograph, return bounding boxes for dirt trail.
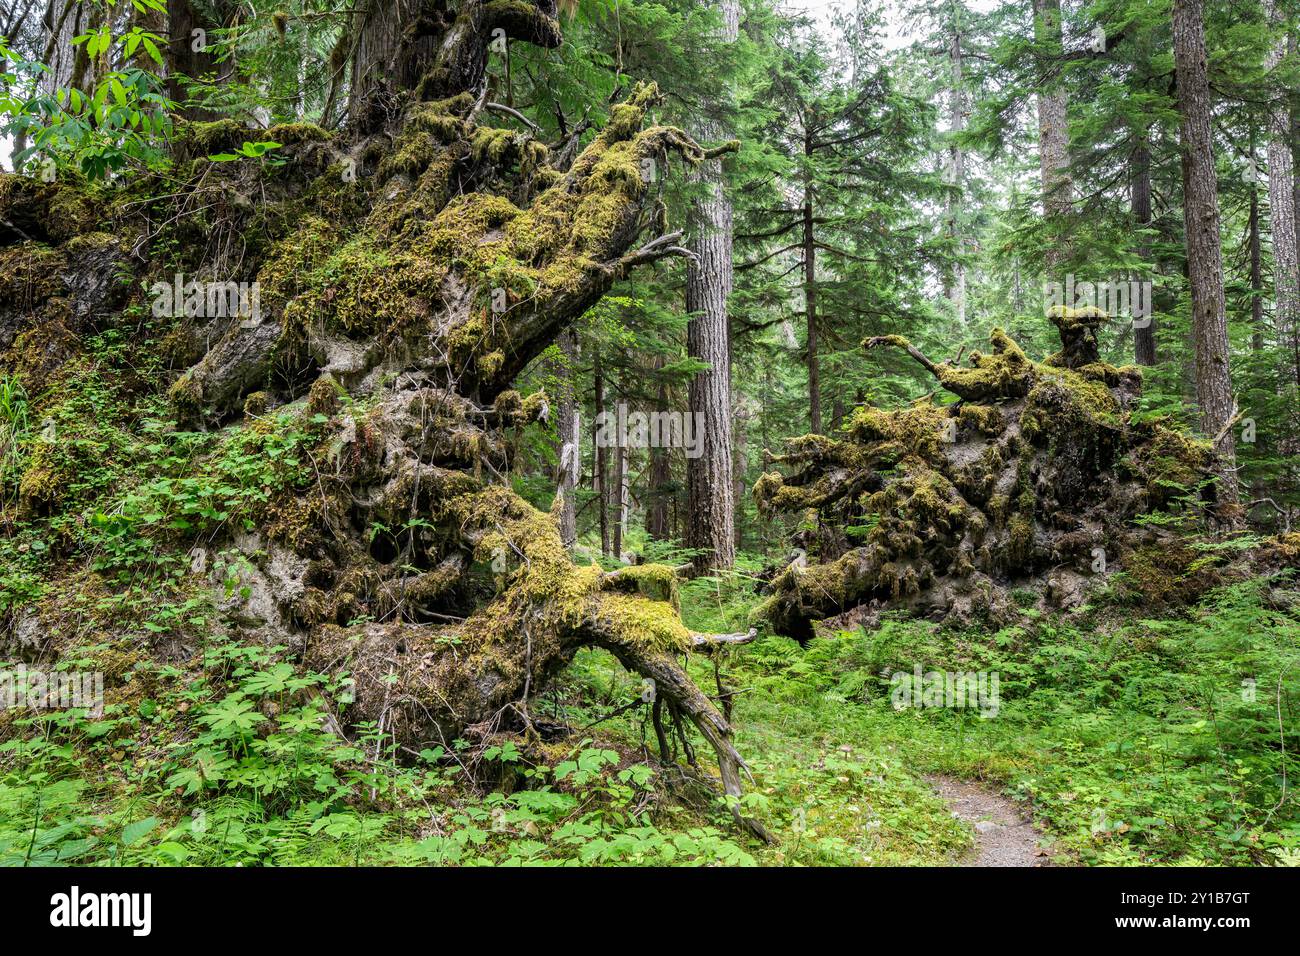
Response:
[927,774,1052,867]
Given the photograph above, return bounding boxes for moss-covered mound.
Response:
[751,310,1291,641]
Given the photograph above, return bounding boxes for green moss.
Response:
[167,373,203,420]
[591,592,691,653]
[47,190,101,240]
[243,391,269,416]
[471,126,520,164]
[1007,514,1035,568]
[0,244,64,305]
[179,119,247,155]
[6,317,80,394]
[407,94,474,141]
[957,402,1004,436]
[378,130,439,179]
[307,377,340,417]
[846,401,948,465]
[17,442,72,509]
[609,563,681,611]
[309,235,445,338]
[1126,423,1212,507]
[264,122,330,146]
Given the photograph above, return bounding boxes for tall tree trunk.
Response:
[38,0,89,96]
[1264,0,1300,388]
[803,143,822,435]
[344,0,544,130]
[613,441,628,559]
[1291,33,1300,299]
[164,0,234,120]
[593,356,610,557]
[944,1,967,324]
[645,359,671,541]
[1132,135,1158,364]
[1033,0,1071,272]
[347,0,424,127]
[1173,0,1239,512]
[684,0,738,572]
[1250,163,1265,351]
[556,329,578,550]
[733,400,748,551]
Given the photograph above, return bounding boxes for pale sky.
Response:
[782,0,1003,50]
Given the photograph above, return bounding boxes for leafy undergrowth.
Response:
[2,553,1298,866]
[720,573,1300,866]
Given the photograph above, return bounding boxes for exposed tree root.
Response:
[754,309,1293,640]
[0,2,764,839]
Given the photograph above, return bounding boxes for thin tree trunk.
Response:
[684,0,738,572]
[1290,32,1300,310]
[613,441,627,559]
[39,0,87,96]
[645,358,671,541]
[1173,0,1239,512]
[1033,0,1071,272]
[1250,164,1265,350]
[593,356,610,557]
[733,400,747,551]
[556,329,578,550]
[1133,135,1158,364]
[164,0,235,120]
[944,2,967,324]
[803,144,822,435]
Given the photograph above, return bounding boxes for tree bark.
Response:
[1250,159,1265,350]
[1173,0,1239,511]
[556,328,578,550]
[1033,0,1071,271]
[684,0,738,572]
[1132,135,1158,364]
[593,355,610,557]
[164,0,232,119]
[733,399,748,551]
[803,147,822,435]
[346,0,430,128]
[944,1,967,324]
[38,0,86,94]
[613,439,627,559]
[645,358,671,541]
[1263,0,1300,388]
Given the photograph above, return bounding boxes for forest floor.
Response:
[1,547,1298,866]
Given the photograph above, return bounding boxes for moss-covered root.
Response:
[864,329,1035,402]
[753,323,1229,639]
[593,632,772,843]
[311,482,768,840]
